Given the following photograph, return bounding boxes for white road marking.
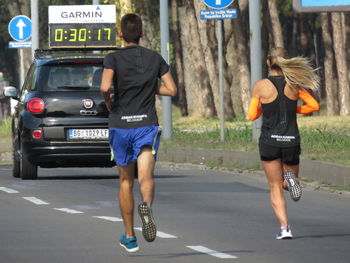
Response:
[0,187,19,193]
[54,208,84,214]
[93,216,123,222]
[134,227,177,238]
[22,197,50,205]
[186,245,238,259]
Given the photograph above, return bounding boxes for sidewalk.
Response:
[158,147,350,187]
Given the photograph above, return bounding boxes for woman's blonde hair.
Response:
[267,47,320,92]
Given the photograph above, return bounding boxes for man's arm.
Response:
[157,71,177,96]
[100,68,114,112]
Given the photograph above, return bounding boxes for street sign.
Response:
[9,41,31,48]
[203,0,234,9]
[8,15,32,41]
[293,0,350,12]
[200,9,237,20]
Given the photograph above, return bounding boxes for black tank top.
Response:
[259,75,300,147]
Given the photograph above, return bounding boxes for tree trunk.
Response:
[136,0,158,50]
[320,13,338,115]
[331,12,350,116]
[179,1,216,117]
[231,0,250,116]
[193,1,234,120]
[268,0,284,48]
[171,0,188,116]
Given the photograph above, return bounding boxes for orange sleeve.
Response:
[248,98,262,121]
[297,90,320,114]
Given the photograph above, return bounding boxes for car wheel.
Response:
[12,139,21,178]
[20,142,38,180]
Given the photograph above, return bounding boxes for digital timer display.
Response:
[49,23,116,48]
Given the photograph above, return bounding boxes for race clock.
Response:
[48,5,116,48]
[50,24,115,47]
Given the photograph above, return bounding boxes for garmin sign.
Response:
[49,5,116,23]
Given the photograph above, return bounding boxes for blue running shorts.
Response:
[109,126,161,166]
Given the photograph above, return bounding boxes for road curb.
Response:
[158,147,350,187]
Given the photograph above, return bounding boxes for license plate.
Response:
[68,129,109,140]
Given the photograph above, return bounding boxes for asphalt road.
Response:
[0,163,349,263]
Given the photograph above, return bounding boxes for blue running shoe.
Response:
[119,234,139,252]
[284,171,302,201]
[138,202,157,242]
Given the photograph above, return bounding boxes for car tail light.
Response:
[28,98,44,113]
[32,129,43,139]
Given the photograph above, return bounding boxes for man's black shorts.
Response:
[259,142,301,165]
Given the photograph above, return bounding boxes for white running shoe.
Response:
[276,225,293,240]
[284,171,302,201]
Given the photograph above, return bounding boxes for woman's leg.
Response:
[262,159,289,227]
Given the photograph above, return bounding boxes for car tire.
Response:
[12,139,21,178]
[20,142,38,180]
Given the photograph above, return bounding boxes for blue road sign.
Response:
[203,0,235,9]
[200,9,237,20]
[8,15,32,42]
[293,0,350,12]
[301,0,350,6]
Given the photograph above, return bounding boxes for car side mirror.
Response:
[4,86,18,100]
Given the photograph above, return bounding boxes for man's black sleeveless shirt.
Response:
[259,76,300,147]
[103,45,169,128]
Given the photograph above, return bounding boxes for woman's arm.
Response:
[248,82,262,121]
[297,90,320,114]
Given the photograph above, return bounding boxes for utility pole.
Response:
[31,0,39,59]
[249,0,262,142]
[160,0,173,140]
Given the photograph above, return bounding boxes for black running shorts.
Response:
[259,142,301,165]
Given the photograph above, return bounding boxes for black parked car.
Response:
[4,49,116,179]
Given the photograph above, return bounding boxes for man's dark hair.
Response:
[121,14,143,44]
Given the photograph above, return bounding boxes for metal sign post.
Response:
[201,0,236,142]
[249,0,262,142]
[160,0,173,140]
[8,15,32,88]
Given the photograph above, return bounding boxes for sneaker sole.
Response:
[276,235,293,240]
[138,203,157,242]
[119,242,140,253]
[284,171,302,201]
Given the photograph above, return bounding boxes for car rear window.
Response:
[38,63,103,91]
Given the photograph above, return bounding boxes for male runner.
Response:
[100,13,177,252]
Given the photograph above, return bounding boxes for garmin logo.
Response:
[61,11,102,19]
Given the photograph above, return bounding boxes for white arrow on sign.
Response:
[16,19,26,39]
[216,0,221,4]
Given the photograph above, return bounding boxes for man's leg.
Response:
[137,146,157,242]
[118,162,136,238]
[137,147,155,204]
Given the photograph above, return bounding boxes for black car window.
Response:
[19,64,36,101]
[39,63,103,91]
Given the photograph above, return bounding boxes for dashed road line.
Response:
[134,227,177,239]
[93,216,123,222]
[54,208,84,214]
[22,197,50,205]
[0,187,19,193]
[186,245,238,259]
